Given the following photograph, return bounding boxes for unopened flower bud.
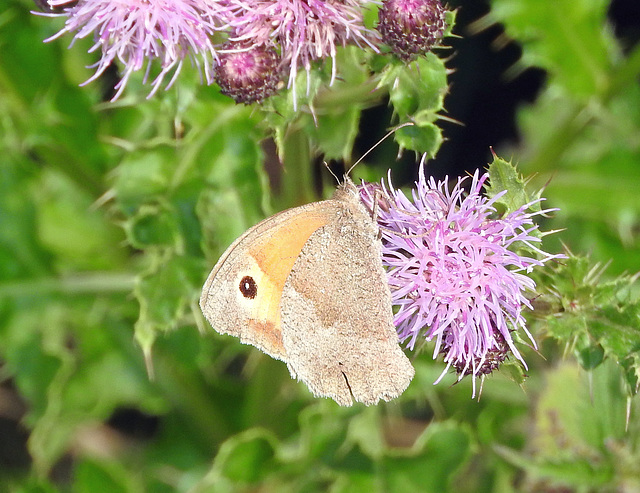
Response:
[378,0,447,61]
[215,43,281,104]
[445,330,510,377]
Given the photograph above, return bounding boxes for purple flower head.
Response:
[360,163,560,396]
[226,0,378,99]
[42,0,229,100]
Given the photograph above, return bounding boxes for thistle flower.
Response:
[360,164,560,396]
[215,42,282,104]
[41,0,228,100]
[226,0,378,97]
[378,0,446,60]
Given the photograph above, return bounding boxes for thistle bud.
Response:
[378,0,447,61]
[215,43,282,104]
[445,330,510,378]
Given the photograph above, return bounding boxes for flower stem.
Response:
[0,272,136,298]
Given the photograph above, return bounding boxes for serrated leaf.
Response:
[538,255,640,395]
[395,122,442,155]
[486,156,535,213]
[134,254,205,334]
[384,53,448,119]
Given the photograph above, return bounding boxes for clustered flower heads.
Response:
[360,165,560,397]
[41,0,225,100]
[36,0,447,102]
[224,0,380,102]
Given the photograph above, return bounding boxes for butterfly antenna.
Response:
[346,122,415,176]
[323,160,340,184]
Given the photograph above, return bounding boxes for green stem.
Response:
[314,78,386,113]
[0,272,136,298]
[152,348,233,449]
[604,42,640,101]
[276,126,315,210]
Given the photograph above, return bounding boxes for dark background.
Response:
[356,0,640,182]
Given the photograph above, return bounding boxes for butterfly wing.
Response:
[200,202,336,360]
[280,186,415,406]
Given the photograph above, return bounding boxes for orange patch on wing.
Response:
[248,318,282,351]
[245,212,330,357]
[251,212,330,293]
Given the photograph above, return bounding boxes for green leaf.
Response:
[488,0,640,275]
[74,458,143,493]
[486,156,536,213]
[489,0,616,99]
[395,122,442,157]
[380,53,448,154]
[576,343,605,370]
[312,107,361,162]
[310,47,379,162]
[496,360,630,489]
[112,148,179,213]
[135,253,205,333]
[35,170,125,271]
[3,476,59,493]
[329,473,377,493]
[344,407,386,461]
[537,255,640,395]
[382,422,472,493]
[384,54,447,115]
[125,204,181,249]
[215,429,277,483]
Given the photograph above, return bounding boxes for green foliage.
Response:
[486,155,539,214]
[489,0,640,275]
[534,256,640,395]
[1,0,639,492]
[495,360,640,492]
[192,410,471,493]
[379,52,448,155]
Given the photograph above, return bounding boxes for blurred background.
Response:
[1,0,639,491]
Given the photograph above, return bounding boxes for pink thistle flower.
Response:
[227,0,379,98]
[41,0,229,100]
[360,164,561,396]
